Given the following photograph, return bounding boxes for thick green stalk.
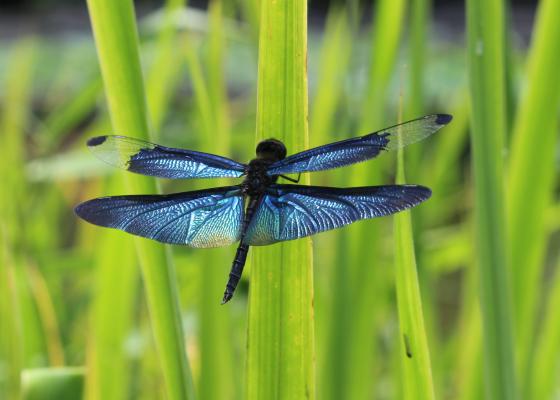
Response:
[247,1,314,399]
[393,128,435,400]
[85,0,195,399]
[86,0,185,395]
[506,0,560,380]
[466,0,517,398]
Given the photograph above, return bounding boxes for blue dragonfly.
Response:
[75,114,452,303]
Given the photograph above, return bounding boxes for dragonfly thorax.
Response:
[243,158,278,196]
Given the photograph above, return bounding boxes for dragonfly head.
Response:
[256,138,287,162]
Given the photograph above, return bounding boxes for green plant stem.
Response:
[466,0,517,398]
[246,1,314,399]
[506,0,560,383]
[85,0,195,398]
[393,126,435,400]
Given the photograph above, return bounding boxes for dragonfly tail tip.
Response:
[221,293,233,305]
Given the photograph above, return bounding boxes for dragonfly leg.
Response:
[222,243,250,304]
[279,173,301,183]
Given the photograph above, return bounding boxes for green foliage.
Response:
[466,0,517,398]
[506,0,560,393]
[1,1,559,399]
[393,130,435,399]
[185,2,237,399]
[85,0,195,399]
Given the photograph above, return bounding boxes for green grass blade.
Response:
[0,232,22,399]
[22,367,84,400]
[309,8,351,149]
[146,0,186,134]
[335,1,406,397]
[25,264,65,367]
[84,194,137,400]
[1,39,36,247]
[205,0,231,150]
[404,0,430,180]
[15,263,48,367]
[393,125,435,400]
[184,2,236,399]
[0,40,49,372]
[529,252,560,400]
[85,0,195,398]
[309,9,352,399]
[39,78,103,151]
[466,0,517,398]
[359,0,406,132]
[86,1,186,396]
[506,0,560,380]
[407,0,430,118]
[246,1,314,398]
[455,262,484,400]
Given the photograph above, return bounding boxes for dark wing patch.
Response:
[243,184,431,245]
[75,186,244,248]
[87,135,246,179]
[266,114,452,176]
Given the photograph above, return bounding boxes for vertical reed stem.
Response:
[246,1,315,399]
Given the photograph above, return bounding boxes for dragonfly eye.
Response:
[256,138,287,161]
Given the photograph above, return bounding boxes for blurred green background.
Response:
[1,0,559,399]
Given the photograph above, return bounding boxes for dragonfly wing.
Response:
[75,186,244,248]
[266,114,452,175]
[87,135,246,179]
[244,184,431,245]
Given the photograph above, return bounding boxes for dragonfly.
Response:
[75,113,452,303]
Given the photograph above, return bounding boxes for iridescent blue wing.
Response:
[244,184,431,245]
[87,135,246,179]
[75,186,244,248]
[266,114,452,176]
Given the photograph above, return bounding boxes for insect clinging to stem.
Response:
[75,113,452,303]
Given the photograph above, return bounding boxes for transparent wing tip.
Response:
[384,113,453,150]
[435,114,453,125]
[87,136,108,147]
[85,135,149,170]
